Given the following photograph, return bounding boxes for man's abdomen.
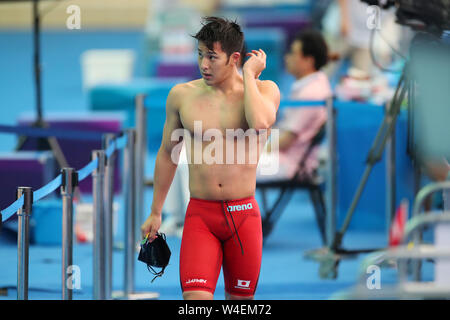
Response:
[188,163,257,200]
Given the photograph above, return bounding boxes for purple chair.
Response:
[17,112,125,194]
[156,62,200,79]
[0,151,55,212]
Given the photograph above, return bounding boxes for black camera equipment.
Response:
[361,0,450,33]
[305,0,450,279]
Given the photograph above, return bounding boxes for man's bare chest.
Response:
[179,96,248,134]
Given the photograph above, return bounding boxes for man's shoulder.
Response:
[256,79,280,102]
[257,79,279,90]
[167,79,204,107]
[169,79,204,97]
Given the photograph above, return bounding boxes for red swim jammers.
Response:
[180,196,263,297]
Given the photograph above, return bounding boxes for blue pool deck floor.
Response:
[1,185,418,300]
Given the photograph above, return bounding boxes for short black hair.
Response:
[193,16,244,58]
[295,29,328,70]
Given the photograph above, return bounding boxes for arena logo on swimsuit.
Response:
[227,203,253,212]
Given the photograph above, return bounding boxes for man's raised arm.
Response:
[243,49,280,131]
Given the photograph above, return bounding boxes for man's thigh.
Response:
[222,214,263,297]
[180,215,223,295]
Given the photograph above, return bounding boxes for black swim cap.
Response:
[138,232,171,283]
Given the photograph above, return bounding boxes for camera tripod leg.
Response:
[307,65,410,279]
[331,73,409,252]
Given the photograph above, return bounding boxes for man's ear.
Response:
[229,52,241,66]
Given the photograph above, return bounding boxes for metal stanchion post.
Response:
[17,187,33,300]
[61,168,78,300]
[92,150,106,300]
[103,133,116,300]
[124,129,136,298]
[135,94,147,248]
[385,103,396,240]
[325,98,337,247]
[113,129,158,300]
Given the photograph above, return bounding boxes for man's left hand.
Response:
[243,49,266,79]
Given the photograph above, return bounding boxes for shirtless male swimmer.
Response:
[141,16,280,300]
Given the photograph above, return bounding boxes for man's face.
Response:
[284,40,312,78]
[197,41,235,86]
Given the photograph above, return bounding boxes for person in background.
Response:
[323,0,403,79]
[336,0,373,75]
[257,29,332,181]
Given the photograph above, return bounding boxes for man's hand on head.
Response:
[243,49,266,79]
